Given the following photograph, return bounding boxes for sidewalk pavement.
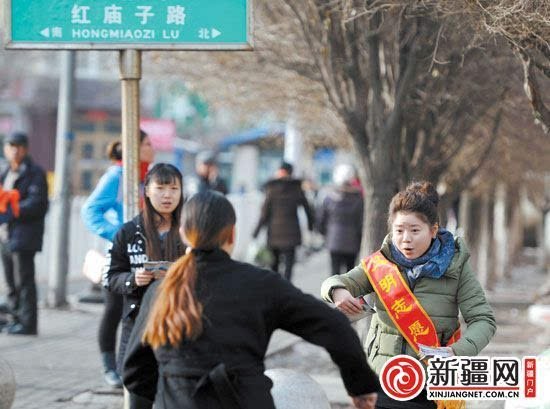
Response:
[1,248,548,409]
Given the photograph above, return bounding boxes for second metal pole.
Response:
[48,50,75,308]
[119,50,142,222]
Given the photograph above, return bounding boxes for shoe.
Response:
[103,369,123,388]
[0,317,9,330]
[101,351,122,388]
[4,322,37,335]
[0,303,12,314]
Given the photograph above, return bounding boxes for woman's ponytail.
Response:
[143,191,237,348]
[142,250,203,348]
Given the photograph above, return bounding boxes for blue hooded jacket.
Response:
[81,165,123,242]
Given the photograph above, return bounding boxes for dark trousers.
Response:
[98,287,123,353]
[330,251,357,276]
[130,392,153,409]
[270,247,296,281]
[1,244,37,332]
[123,388,153,409]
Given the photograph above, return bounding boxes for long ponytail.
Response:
[142,249,203,348]
[142,191,236,348]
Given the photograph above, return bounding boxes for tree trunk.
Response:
[361,180,396,256]
[458,190,471,241]
[477,192,492,289]
[467,195,481,270]
[544,209,550,275]
[493,183,508,281]
[355,137,399,257]
[507,187,524,267]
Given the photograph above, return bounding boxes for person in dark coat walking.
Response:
[104,164,185,409]
[123,191,379,409]
[196,150,228,195]
[252,161,314,281]
[0,132,48,335]
[317,164,364,275]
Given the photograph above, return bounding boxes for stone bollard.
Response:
[265,368,331,409]
[0,357,15,409]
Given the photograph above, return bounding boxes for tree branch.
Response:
[518,48,550,134]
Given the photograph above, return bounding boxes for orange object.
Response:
[0,187,20,218]
[362,251,464,409]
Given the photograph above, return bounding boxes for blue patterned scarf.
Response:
[390,228,455,288]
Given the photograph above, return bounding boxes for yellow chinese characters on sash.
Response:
[361,251,460,352]
[361,252,465,409]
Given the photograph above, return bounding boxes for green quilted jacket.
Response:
[321,235,496,375]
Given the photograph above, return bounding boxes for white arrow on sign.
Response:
[211,28,221,39]
[40,28,50,38]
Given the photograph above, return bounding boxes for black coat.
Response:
[0,156,48,253]
[104,215,184,371]
[253,178,314,248]
[198,175,228,195]
[103,215,148,371]
[317,187,363,254]
[123,249,379,409]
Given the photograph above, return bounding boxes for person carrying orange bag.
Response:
[0,132,48,336]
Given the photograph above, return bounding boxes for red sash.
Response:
[361,251,460,353]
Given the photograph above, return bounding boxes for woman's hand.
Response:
[352,392,377,409]
[134,267,153,287]
[332,288,364,316]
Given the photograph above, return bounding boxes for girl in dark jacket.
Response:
[123,191,379,409]
[81,132,154,388]
[104,163,185,409]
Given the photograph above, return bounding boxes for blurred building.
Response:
[218,127,285,193]
[72,110,120,195]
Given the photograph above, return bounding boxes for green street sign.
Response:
[4,0,252,50]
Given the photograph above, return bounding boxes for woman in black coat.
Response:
[252,162,314,281]
[317,164,364,276]
[123,191,379,409]
[104,164,185,409]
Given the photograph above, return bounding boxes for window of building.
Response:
[81,170,93,192]
[81,143,94,159]
[74,119,96,132]
[105,120,121,134]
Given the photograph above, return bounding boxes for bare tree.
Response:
[437,0,550,133]
[259,1,516,252]
[149,1,522,253]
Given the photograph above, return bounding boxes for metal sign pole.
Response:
[119,50,141,222]
[47,50,75,308]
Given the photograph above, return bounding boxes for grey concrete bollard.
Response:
[266,368,331,409]
[0,357,15,409]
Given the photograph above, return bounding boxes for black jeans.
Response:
[130,392,153,409]
[98,287,123,353]
[0,244,37,332]
[330,251,357,276]
[270,247,296,281]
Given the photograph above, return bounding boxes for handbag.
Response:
[82,249,107,284]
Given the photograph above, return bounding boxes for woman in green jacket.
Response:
[321,181,496,409]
